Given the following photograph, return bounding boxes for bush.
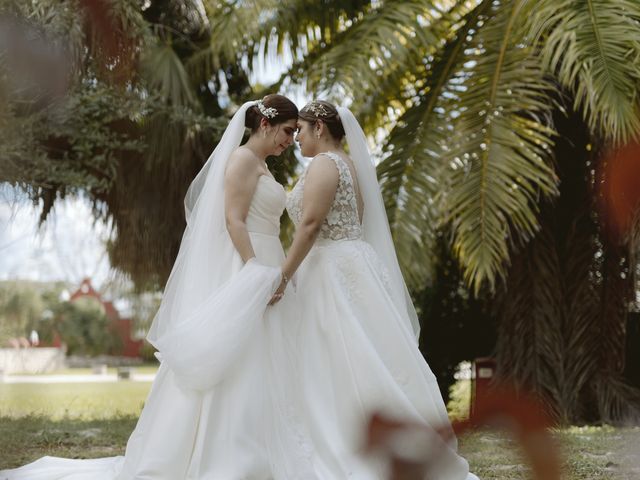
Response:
[41,297,123,356]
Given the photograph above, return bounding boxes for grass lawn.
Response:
[0,382,151,419]
[460,426,640,479]
[15,364,160,376]
[0,415,136,469]
[1,380,639,478]
[0,380,150,468]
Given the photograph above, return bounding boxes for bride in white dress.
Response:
[0,95,315,480]
[270,100,479,480]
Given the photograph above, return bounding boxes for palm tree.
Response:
[207,0,640,422]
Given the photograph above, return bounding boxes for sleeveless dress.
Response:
[0,175,314,480]
[286,152,478,480]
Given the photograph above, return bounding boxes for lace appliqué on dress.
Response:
[333,247,364,302]
[283,400,316,467]
[286,152,363,242]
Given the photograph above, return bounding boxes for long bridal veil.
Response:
[148,101,281,391]
[337,106,421,340]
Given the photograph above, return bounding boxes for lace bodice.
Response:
[286,151,362,241]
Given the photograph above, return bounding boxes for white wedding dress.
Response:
[0,175,315,479]
[285,152,478,480]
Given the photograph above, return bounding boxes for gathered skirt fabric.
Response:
[290,238,475,480]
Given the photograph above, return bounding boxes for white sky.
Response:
[0,187,112,288]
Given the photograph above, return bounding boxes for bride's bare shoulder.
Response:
[305,153,340,186]
[230,146,258,164]
[226,147,259,177]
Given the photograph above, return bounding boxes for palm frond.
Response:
[444,0,559,294]
[378,0,493,288]
[143,42,199,108]
[595,375,640,424]
[196,0,370,78]
[529,0,640,144]
[107,0,150,38]
[494,222,567,421]
[303,1,444,99]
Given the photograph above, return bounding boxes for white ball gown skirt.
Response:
[0,231,315,480]
[290,238,479,480]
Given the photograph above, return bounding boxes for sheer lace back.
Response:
[287,151,363,241]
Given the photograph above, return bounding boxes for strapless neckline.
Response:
[258,175,284,191]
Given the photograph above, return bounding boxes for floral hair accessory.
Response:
[303,101,330,117]
[257,100,278,118]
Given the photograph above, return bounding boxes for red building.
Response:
[67,278,143,358]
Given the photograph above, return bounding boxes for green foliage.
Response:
[143,42,199,108]
[377,2,488,287]
[530,0,640,144]
[444,0,559,293]
[447,377,471,421]
[41,297,123,356]
[0,281,128,357]
[0,283,44,344]
[6,82,146,195]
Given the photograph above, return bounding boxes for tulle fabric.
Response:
[0,457,125,480]
[290,238,477,480]
[337,107,421,340]
[155,258,282,391]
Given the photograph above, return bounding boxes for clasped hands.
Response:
[268,270,289,305]
[245,257,289,306]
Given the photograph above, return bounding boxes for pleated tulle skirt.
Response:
[290,238,477,480]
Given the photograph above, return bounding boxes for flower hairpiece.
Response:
[304,101,330,117]
[257,100,278,119]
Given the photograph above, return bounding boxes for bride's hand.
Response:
[268,281,286,305]
[268,270,290,305]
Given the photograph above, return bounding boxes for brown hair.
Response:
[299,100,345,140]
[245,94,298,132]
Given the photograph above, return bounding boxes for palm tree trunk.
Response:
[494,109,640,424]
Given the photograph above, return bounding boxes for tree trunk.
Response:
[494,109,640,424]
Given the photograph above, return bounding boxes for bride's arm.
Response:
[224,150,260,263]
[278,155,339,285]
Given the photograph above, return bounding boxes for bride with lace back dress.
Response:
[270,101,479,480]
[0,95,315,480]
